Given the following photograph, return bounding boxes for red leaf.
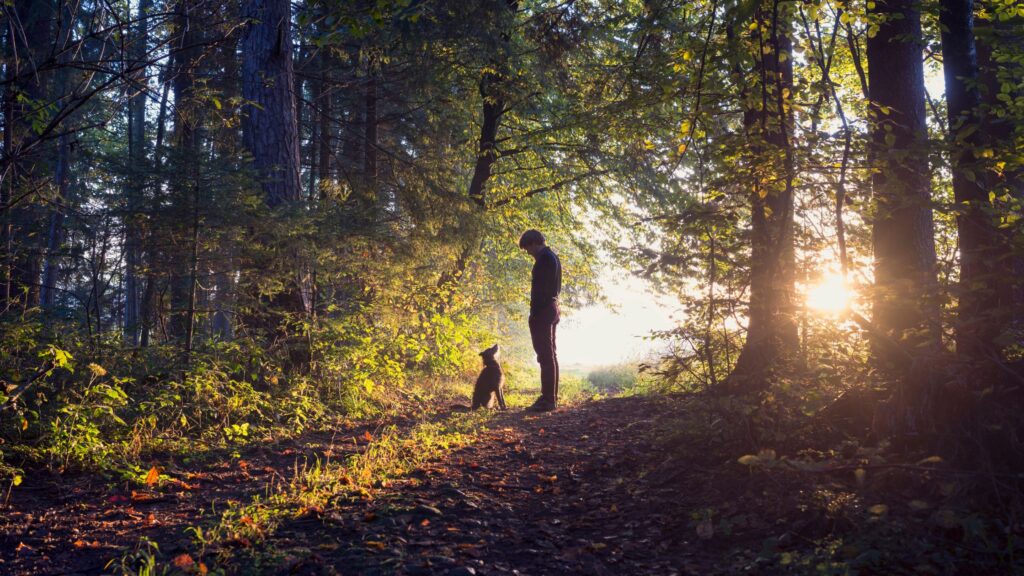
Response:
[172,554,195,568]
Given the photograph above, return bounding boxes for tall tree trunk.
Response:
[241,0,307,370]
[168,0,201,341]
[317,51,333,199]
[124,0,153,343]
[976,3,1024,357]
[241,0,302,207]
[2,0,49,311]
[866,0,940,359]
[41,2,76,309]
[939,0,1002,364]
[435,0,519,313]
[729,0,798,388]
[364,73,379,212]
[140,66,173,348]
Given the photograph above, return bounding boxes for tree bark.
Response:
[241,0,303,207]
[939,0,1004,363]
[866,0,940,358]
[729,0,798,388]
[168,0,201,341]
[976,3,1024,357]
[2,0,49,311]
[41,2,76,310]
[124,0,153,343]
[317,50,333,200]
[241,0,308,371]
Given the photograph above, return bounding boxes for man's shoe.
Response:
[526,398,557,412]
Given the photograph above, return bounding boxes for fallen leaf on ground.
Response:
[172,553,195,568]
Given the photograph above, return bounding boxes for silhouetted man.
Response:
[519,229,561,412]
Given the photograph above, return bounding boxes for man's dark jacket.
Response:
[530,246,561,314]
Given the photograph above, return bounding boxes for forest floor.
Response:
[0,392,1007,575]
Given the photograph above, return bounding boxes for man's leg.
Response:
[529,309,557,405]
[552,306,560,403]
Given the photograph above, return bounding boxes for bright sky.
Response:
[558,271,680,368]
[555,65,946,370]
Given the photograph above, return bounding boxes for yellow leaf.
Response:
[868,504,888,515]
[737,454,758,466]
[854,468,866,486]
[678,143,688,154]
[366,540,387,550]
[144,466,160,486]
[916,455,943,465]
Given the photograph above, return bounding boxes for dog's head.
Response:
[479,344,500,362]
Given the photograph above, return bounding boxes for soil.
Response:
[0,394,840,575]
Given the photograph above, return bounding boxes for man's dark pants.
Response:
[529,302,560,404]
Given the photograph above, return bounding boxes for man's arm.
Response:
[531,252,558,312]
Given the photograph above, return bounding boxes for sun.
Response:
[806,273,854,315]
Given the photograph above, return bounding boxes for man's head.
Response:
[518,229,546,256]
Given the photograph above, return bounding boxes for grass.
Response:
[114,406,493,573]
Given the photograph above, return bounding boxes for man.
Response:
[519,229,561,412]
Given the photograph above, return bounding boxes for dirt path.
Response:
[0,414,421,575]
[250,396,720,576]
[2,396,736,575]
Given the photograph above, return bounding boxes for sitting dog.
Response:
[471,344,507,410]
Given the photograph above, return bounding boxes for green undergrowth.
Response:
[0,311,499,490]
[445,361,606,409]
[110,408,495,575]
[639,383,1024,575]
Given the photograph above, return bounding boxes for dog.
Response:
[472,344,507,410]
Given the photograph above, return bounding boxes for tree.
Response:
[729,0,799,387]
[866,0,940,362]
[2,0,50,311]
[241,0,303,207]
[975,1,1024,362]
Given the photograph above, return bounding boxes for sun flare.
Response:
[806,273,854,315]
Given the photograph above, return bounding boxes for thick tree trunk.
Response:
[168,0,200,341]
[729,0,798,388]
[241,0,302,207]
[866,0,940,358]
[241,0,308,370]
[940,0,1004,364]
[2,0,49,311]
[976,5,1024,356]
[124,0,153,343]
